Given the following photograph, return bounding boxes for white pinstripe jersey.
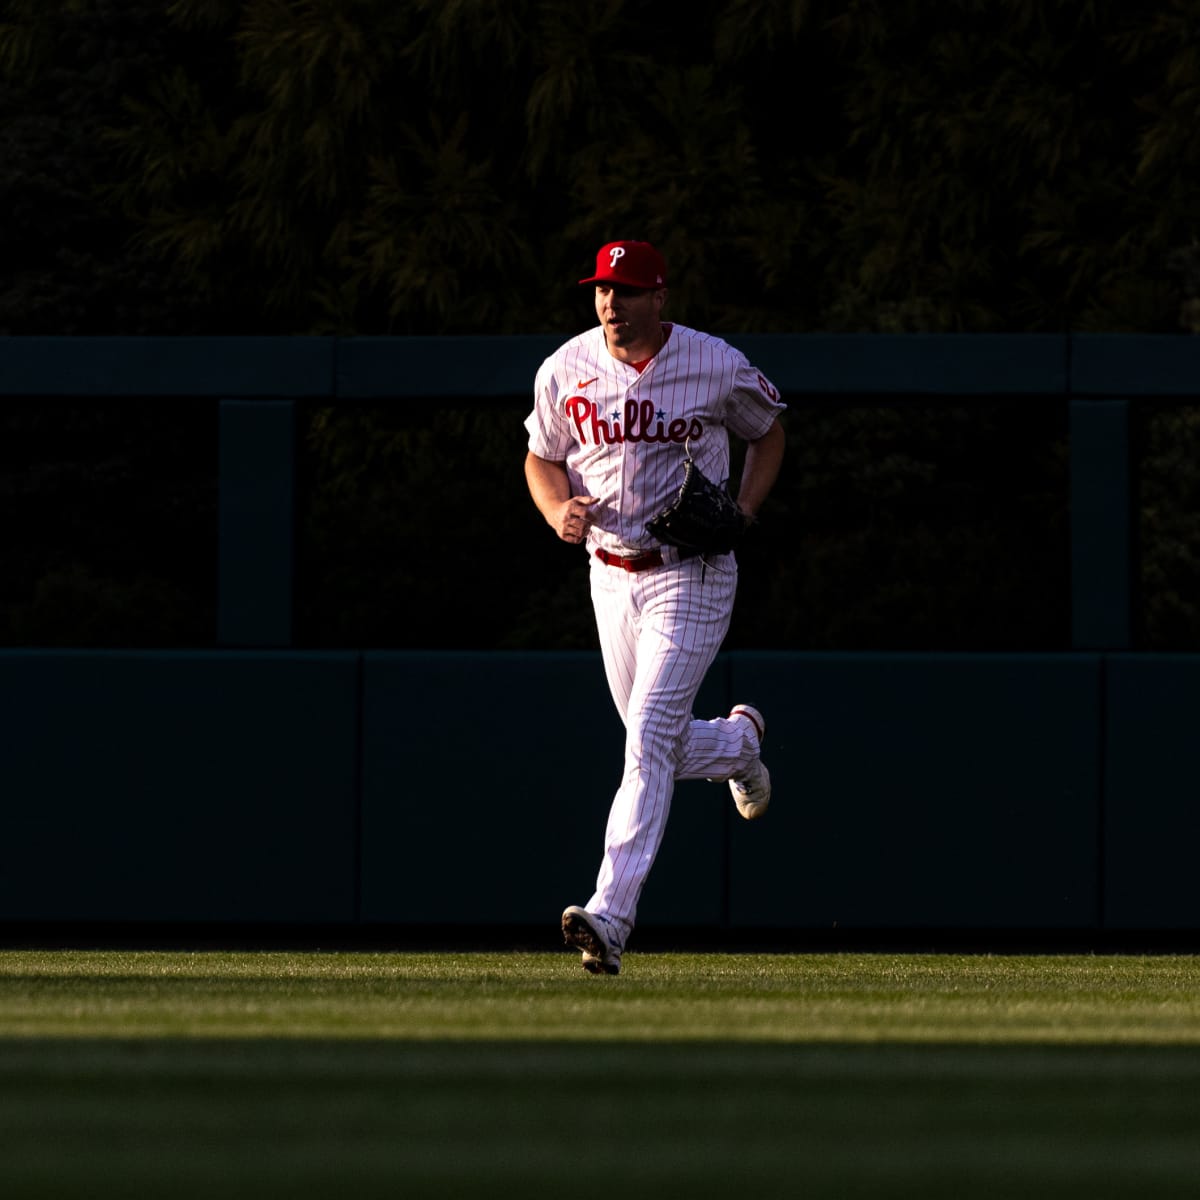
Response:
[526,324,786,556]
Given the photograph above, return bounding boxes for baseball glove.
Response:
[645,457,749,555]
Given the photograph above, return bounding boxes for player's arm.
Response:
[735,419,785,519]
[524,451,598,545]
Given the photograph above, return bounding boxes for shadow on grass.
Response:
[2,1040,1200,1199]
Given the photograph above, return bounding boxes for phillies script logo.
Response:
[566,397,703,446]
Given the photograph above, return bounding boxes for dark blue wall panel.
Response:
[1071,334,1200,396]
[337,336,563,398]
[726,653,1103,930]
[728,333,1067,396]
[357,651,729,929]
[0,651,359,923]
[359,651,618,927]
[1104,655,1200,928]
[0,336,335,397]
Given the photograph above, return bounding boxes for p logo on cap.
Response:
[579,241,667,289]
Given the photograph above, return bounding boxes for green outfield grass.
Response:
[3,950,1200,1198]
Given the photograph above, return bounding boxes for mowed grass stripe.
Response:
[5,953,1200,1197]
[2,950,1200,1042]
[3,1040,1200,1198]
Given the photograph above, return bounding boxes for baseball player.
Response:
[524,240,786,975]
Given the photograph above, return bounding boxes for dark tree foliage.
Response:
[5,0,1198,336]
[0,0,212,333]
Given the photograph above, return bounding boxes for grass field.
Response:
[3,948,1200,1198]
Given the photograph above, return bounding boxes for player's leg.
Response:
[560,560,640,969]
[594,558,770,812]
[585,559,736,940]
[589,560,639,723]
[683,702,772,819]
[673,705,762,782]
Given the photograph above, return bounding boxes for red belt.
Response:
[594,547,700,571]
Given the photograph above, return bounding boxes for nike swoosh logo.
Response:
[576,377,598,389]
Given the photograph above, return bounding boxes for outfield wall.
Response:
[2,333,1198,937]
[1,647,1195,934]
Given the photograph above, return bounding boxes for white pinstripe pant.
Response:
[585,555,759,943]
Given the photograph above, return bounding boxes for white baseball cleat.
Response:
[561,905,622,976]
[729,704,770,819]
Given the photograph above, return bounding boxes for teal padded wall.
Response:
[0,334,1196,936]
[1104,655,1200,928]
[5,647,1199,935]
[727,653,1103,930]
[357,651,729,929]
[0,650,359,923]
[358,651,615,927]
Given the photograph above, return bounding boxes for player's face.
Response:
[594,283,666,355]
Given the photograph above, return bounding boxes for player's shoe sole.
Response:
[561,906,621,975]
[729,704,770,819]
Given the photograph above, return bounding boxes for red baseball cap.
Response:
[578,240,668,289]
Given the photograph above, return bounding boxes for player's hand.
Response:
[556,495,598,544]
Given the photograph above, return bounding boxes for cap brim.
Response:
[577,275,663,288]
